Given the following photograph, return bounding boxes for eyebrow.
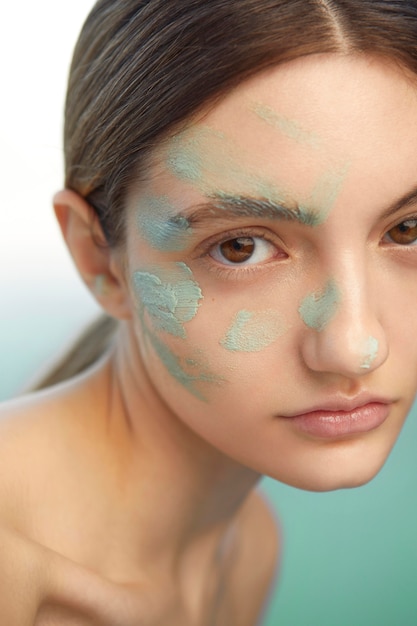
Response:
[174,193,320,228]
[381,183,417,219]
[171,182,417,230]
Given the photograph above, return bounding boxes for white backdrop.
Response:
[0,2,100,398]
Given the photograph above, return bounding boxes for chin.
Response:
[271,447,392,493]
[303,472,379,493]
[294,463,387,493]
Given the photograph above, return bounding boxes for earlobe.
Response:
[53,189,132,320]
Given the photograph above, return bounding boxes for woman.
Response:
[2,0,417,623]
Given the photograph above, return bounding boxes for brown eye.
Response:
[385,219,417,245]
[209,235,277,266]
[219,237,255,263]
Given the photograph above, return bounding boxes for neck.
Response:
[93,323,261,576]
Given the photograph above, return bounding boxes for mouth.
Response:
[280,398,392,439]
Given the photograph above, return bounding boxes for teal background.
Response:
[1,293,416,626]
[261,408,417,626]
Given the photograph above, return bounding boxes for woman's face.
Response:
[123,53,417,490]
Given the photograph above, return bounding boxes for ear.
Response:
[53,189,132,320]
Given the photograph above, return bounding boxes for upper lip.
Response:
[282,392,394,418]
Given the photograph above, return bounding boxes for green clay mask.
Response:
[136,195,191,251]
[251,101,350,225]
[221,310,287,352]
[165,126,292,207]
[166,126,222,186]
[132,262,202,338]
[165,124,348,228]
[210,192,319,227]
[360,336,379,370]
[132,262,222,400]
[251,102,320,148]
[302,162,351,226]
[298,280,341,332]
[144,331,221,401]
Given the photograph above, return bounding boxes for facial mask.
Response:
[221,309,287,352]
[299,280,341,332]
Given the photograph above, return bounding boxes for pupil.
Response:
[221,237,255,263]
[389,220,417,244]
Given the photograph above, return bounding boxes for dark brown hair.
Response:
[65,0,417,246]
[34,0,417,390]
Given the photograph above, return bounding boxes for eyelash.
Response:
[383,215,417,247]
[196,227,286,277]
[192,214,417,280]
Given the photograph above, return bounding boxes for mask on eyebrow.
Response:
[136,195,192,251]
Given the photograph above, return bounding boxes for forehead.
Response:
[203,53,417,141]
[131,53,417,217]
[201,53,417,165]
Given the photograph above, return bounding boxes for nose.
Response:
[299,276,389,378]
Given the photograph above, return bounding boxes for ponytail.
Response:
[30,315,117,391]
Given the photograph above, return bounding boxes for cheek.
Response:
[131,261,227,402]
[220,309,288,352]
[129,251,319,413]
[183,283,298,400]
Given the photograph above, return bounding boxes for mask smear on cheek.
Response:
[133,262,202,338]
[298,280,341,332]
[132,262,223,400]
[221,309,288,352]
[136,195,191,252]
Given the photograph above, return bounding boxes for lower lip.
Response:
[284,402,391,439]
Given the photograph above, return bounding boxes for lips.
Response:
[281,398,392,439]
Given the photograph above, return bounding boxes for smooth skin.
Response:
[1,52,417,624]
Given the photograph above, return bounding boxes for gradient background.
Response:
[2,3,417,624]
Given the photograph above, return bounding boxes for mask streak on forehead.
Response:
[250,101,320,148]
[166,126,225,185]
[165,125,349,227]
[221,309,288,352]
[165,125,293,205]
[298,280,341,332]
[302,162,351,225]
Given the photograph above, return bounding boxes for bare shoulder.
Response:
[0,523,47,625]
[229,489,281,626]
[0,394,145,626]
[0,395,64,623]
[0,521,145,626]
[0,391,67,526]
[0,380,102,531]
